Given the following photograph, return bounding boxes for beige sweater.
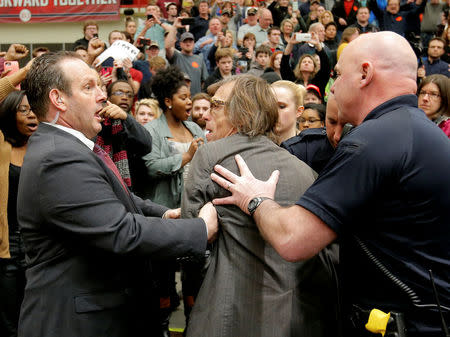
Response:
[0,131,12,258]
[0,77,15,103]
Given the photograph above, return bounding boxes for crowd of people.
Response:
[0,0,449,336]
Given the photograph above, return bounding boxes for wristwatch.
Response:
[247,197,272,216]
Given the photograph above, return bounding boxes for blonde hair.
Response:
[271,80,306,107]
[280,18,294,33]
[320,10,334,25]
[134,98,161,119]
[218,75,279,142]
[219,30,235,49]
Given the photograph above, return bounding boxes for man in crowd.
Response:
[252,9,274,47]
[156,0,179,18]
[420,37,450,77]
[265,26,284,52]
[165,2,179,25]
[349,6,379,33]
[194,18,223,73]
[134,5,173,55]
[190,0,211,41]
[99,80,153,195]
[420,0,445,52]
[237,7,259,46]
[331,0,361,34]
[166,29,209,95]
[247,45,272,76]
[73,20,99,50]
[108,30,125,46]
[203,48,235,90]
[292,22,332,68]
[210,31,450,336]
[191,92,210,132]
[368,0,426,37]
[17,51,217,337]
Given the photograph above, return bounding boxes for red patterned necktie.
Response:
[93,144,129,194]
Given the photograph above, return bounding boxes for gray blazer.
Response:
[17,123,207,337]
[182,133,337,337]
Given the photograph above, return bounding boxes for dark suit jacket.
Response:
[182,134,337,337]
[17,123,207,337]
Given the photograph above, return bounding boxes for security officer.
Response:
[209,32,450,337]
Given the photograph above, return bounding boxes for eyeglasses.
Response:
[418,91,441,100]
[112,90,134,99]
[299,118,322,124]
[210,98,226,110]
[17,106,33,116]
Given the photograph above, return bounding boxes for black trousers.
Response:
[0,258,26,337]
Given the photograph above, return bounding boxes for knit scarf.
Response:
[95,118,132,187]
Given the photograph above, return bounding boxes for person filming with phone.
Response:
[134,5,174,57]
[280,29,331,97]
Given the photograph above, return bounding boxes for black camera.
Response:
[181,17,195,25]
[93,33,98,39]
[239,47,248,54]
[140,38,152,46]
[147,14,153,20]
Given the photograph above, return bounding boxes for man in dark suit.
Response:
[17,51,217,337]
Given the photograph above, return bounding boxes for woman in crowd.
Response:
[0,91,38,337]
[324,22,339,51]
[441,25,450,63]
[268,0,291,27]
[281,32,331,97]
[271,80,305,143]
[336,26,359,60]
[280,18,295,46]
[299,102,326,132]
[320,10,334,26]
[417,74,450,138]
[182,75,336,337]
[262,51,284,81]
[125,16,137,37]
[142,66,204,335]
[143,65,204,207]
[134,98,161,126]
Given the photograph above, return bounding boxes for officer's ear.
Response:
[360,61,373,88]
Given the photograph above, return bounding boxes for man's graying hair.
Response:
[24,51,80,120]
[217,75,279,142]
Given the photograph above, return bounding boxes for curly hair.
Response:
[150,66,187,111]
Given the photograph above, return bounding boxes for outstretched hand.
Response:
[211,154,280,215]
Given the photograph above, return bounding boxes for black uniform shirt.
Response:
[297,95,450,336]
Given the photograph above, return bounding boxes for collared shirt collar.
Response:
[42,122,95,150]
[363,95,418,123]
